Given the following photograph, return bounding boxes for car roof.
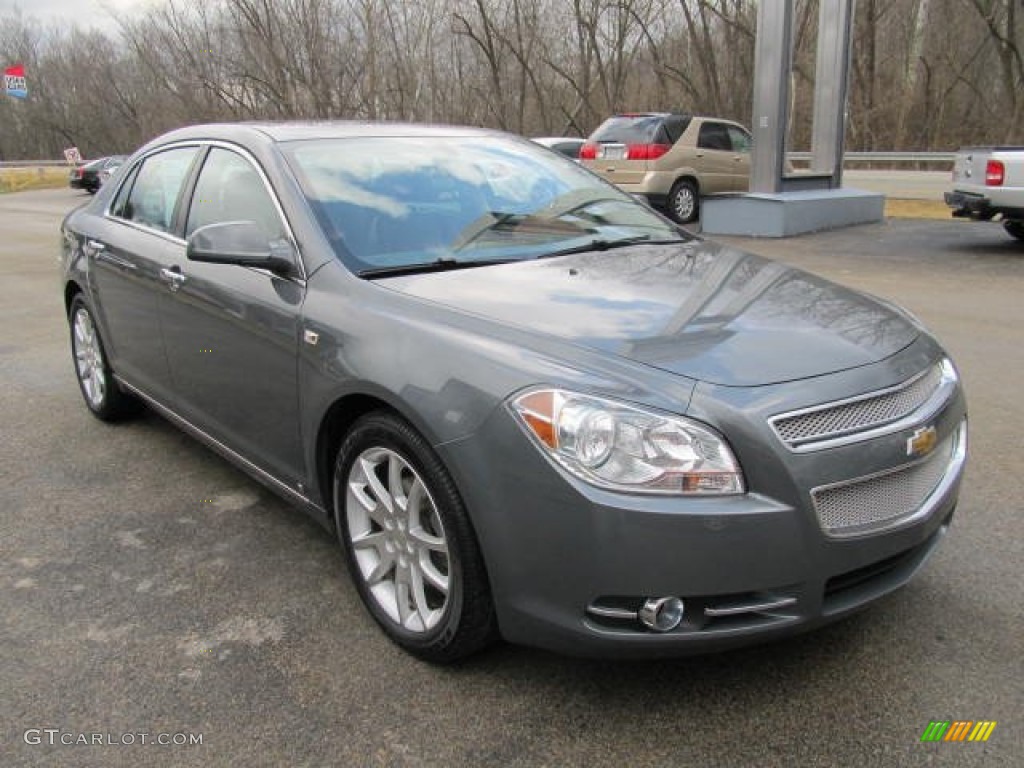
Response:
[531,137,584,145]
[141,121,507,152]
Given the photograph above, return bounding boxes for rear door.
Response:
[694,121,736,194]
[88,146,201,401]
[159,145,306,485]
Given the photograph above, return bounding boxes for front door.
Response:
[159,146,306,486]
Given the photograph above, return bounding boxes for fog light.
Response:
[638,596,685,632]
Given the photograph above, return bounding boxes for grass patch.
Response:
[0,166,70,194]
[885,198,951,220]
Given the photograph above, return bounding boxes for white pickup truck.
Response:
[946,147,1024,241]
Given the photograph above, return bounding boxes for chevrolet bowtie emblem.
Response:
[907,426,938,458]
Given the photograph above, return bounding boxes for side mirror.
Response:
[187,221,295,275]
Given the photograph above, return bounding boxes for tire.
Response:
[1005,220,1024,241]
[333,411,497,663]
[667,179,699,224]
[68,295,137,421]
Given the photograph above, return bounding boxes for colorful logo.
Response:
[920,720,997,742]
[4,64,28,99]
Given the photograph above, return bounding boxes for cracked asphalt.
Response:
[2,188,1021,767]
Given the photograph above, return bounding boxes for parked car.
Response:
[580,112,752,223]
[69,155,128,194]
[61,122,966,662]
[531,136,586,160]
[945,146,1024,241]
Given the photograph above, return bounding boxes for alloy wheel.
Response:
[345,447,451,633]
[72,307,106,408]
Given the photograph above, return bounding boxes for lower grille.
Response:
[811,426,961,537]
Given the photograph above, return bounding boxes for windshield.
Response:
[282,136,687,274]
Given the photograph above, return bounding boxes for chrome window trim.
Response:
[810,419,967,540]
[769,360,958,452]
[103,139,307,282]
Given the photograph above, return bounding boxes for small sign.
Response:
[64,147,83,165]
[4,64,28,99]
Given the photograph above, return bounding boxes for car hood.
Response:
[379,241,919,386]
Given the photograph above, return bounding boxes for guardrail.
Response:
[788,151,955,164]
[0,160,74,168]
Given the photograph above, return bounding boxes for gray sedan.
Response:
[60,122,967,662]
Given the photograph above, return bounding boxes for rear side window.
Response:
[698,122,732,151]
[115,147,199,233]
[552,142,582,159]
[662,116,692,145]
[186,148,286,240]
[589,116,664,144]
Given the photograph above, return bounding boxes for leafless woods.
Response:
[0,0,1020,160]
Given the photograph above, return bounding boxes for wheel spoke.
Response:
[351,529,389,553]
[365,552,395,586]
[417,552,449,593]
[410,527,446,553]
[408,564,437,626]
[388,454,407,512]
[395,572,413,626]
[360,456,394,514]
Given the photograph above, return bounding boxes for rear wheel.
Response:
[667,179,699,224]
[333,411,497,663]
[69,295,137,421]
[1004,220,1024,241]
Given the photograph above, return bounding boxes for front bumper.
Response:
[440,343,967,658]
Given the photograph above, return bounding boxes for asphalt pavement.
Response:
[1,188,1021,767]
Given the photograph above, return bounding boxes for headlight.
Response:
[510,389,744,495]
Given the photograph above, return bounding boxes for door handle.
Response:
[86,239,106,252]
[160,266,186,292]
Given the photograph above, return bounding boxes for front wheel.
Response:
[1004,220,1024,241]
[68,295,137,421]
[667,179,699,224]
[333,411,497,663]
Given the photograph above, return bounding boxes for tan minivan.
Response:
[580,113,752,223]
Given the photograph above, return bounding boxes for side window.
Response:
[116,147,199,233]
[109,164,141,219]
[663,116,690,145]
[186,148,286,241]
[554,142,581,159]
[728,126,752,153]
[697,122,731,151]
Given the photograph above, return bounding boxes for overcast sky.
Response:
[1,0,162,33]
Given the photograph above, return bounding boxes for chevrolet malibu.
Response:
[60,123,967,662]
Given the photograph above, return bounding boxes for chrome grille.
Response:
[773,364,944,448]
[811,432,955,537]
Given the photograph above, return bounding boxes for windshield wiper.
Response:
[540,236,690,259]
[358,257,517,279]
